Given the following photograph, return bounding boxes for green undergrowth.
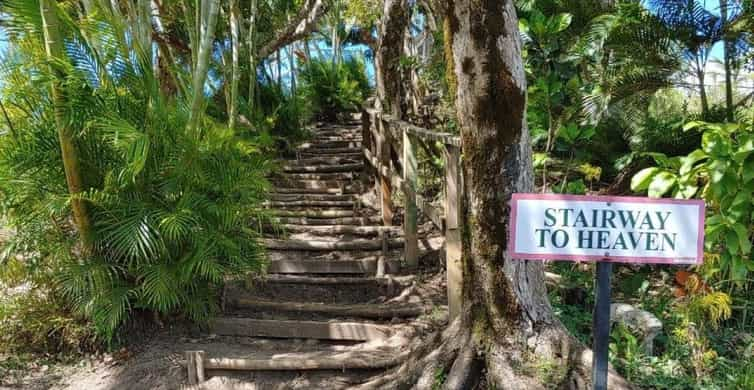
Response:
[549,262,754,389]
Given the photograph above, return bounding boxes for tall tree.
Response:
[365,1,631,387]
[375,0,408,118]
[188,0,221,133]
[39,0,94,248]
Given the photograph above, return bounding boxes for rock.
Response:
[610,303,663,355]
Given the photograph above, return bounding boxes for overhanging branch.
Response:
[257,0,327,60]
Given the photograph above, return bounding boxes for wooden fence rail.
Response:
[362,106,463,319]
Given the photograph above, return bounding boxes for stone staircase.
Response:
[185,120,445,388]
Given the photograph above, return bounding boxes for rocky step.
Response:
[264,200,357,208]
[228,298,426,320]
[211,318,394,341]
[262,238,403,251]
[281,162,363,173]
[268,257,401,274]
[272,216,382,225]
[273,172,357,181]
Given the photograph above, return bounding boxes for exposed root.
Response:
[356,315,633,390]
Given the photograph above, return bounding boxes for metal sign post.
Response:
[591,261,612,390]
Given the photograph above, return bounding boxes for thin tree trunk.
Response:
[39,0,94,249]
[247,0,258,115]
[720,0,735,122]
[288,44,297,96]
[276,49,283,89]
[697,67,710,118]
[187,0,220,133]
[229,0,241,128]
[375,0,409,118]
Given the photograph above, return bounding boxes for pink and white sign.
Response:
[509,194,705,264]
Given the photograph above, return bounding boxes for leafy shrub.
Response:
[300,58,370,121]
[631,120,754,285]
[252,81,311,143]
[0,7,271,342]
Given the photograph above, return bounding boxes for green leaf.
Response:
[726,229,740,254]
[648,172,677,198]
[551,13,573,33]
[733,223,752,255]
[679,149,707,175]
[631,167,660,192]
[683,121,707,132]
[734,136,754,163]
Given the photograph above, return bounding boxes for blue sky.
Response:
[0,2,726,68]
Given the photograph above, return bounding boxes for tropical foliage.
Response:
[0,0,271,343]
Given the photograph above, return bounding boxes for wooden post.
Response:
[186,350,206,384]
[377,117,393,225]
[377,230,387,276]
[403,130,418,268]
[444,145,462,320]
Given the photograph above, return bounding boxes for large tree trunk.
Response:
[375,0,408,118]
[360,2,633,388]
[40,0,94,249]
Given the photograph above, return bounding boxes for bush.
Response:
[300,58,371,121]
[0,13,271,342]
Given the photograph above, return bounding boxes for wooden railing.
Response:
[361,105,463,319]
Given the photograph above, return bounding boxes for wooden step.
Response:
[272,224,400,236]
[272,187,361,195]
[188,347,407,375]
[269,193,357,202]
[274,172,357,180]
[273,216,382,225]
[268,257,401,274]
[229,298,425,319]
[297,147,362,155]
[313,136,363,142]
[299,141,361,149]
[262,238,403,251]
[256,274,415,286]
[299,152,362,160]
[264,200,356,208]
[271,178,361,190]
[269,209,357,218]
[282,156,361,166]
[211,318,393,341]
[281,162,363,173]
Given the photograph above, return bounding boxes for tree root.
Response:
[356,317,634,390]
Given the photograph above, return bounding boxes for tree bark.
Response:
[40,0,94,249]
[228,0,241,129]
[720,0,735,122]
[375,0,409,118]
[187,0,220,133]
[247,0,258,115]
[447,1,629,387]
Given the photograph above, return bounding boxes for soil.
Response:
[0,268,447,390]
